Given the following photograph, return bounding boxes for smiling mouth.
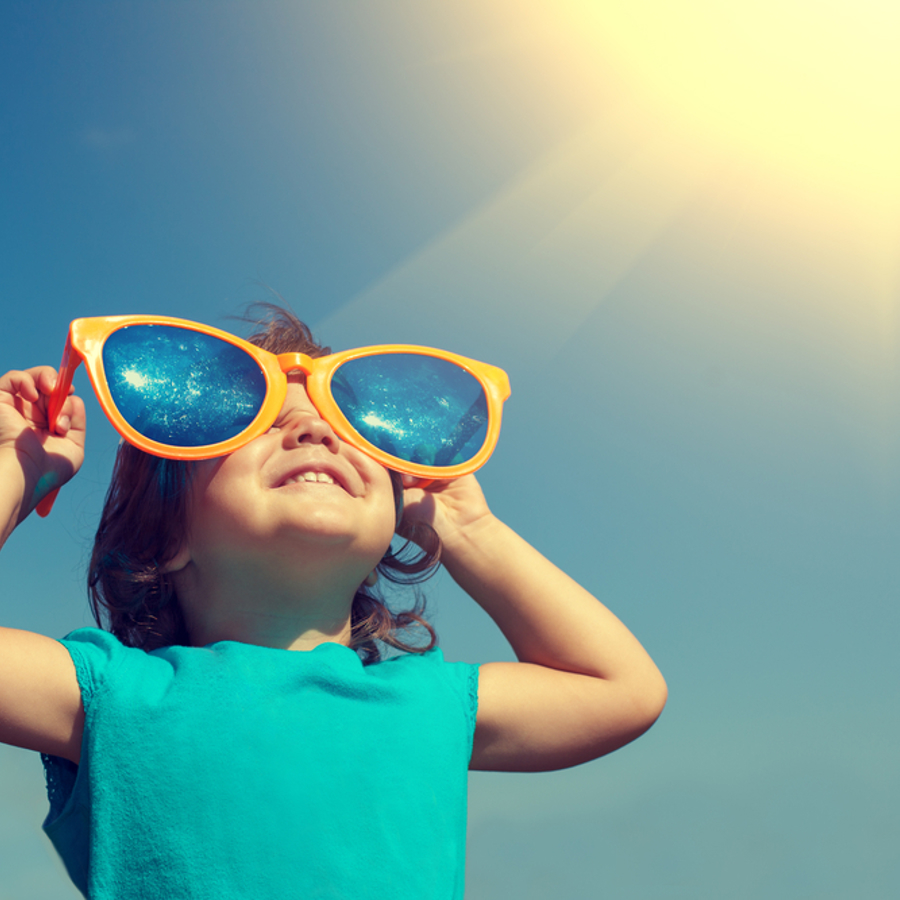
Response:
[280,471,337,486]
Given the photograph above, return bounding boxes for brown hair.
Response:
[87,304,440,663]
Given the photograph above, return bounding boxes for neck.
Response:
[172,555,363,651]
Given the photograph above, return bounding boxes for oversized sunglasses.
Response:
[37,315,510,516]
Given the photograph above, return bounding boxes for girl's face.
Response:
[174,379,397,589]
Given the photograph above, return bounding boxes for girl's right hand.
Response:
[0,366,86,526]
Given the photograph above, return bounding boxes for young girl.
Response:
[0,306,666,899]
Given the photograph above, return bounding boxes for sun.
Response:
[553,0,900,199]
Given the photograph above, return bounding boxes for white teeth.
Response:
[282,471,336,486]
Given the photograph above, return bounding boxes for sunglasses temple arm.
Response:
[34,488,60,518]
[35,341,79,519]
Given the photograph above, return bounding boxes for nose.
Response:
[280,409,339,451]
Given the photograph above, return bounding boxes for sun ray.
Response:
[318,120,704,361]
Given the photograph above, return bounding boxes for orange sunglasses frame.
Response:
[38,315,510,515]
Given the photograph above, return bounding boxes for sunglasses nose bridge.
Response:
[276,352,314,376]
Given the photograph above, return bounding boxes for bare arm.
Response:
[401,475,667,772]
[0,367,86,762]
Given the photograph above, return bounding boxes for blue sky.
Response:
[2,2,899,897]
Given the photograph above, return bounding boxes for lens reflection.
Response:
[103,325,267,447]
[331,354,488,466]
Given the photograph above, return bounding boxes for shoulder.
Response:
[61,625,130,660]
[61,627,141,689]
[375,647,480,733]
[376,646,478,685]
[60,627,188,708]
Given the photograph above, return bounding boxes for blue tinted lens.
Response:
[103,325,267,447]
[331,354,489,467]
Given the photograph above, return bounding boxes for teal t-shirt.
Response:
[42,628,479,899]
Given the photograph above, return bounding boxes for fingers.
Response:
[400,474,445,491]
[54,393,86,440]
[0,366,82,440]
[1,366,60,405]
[1,370,40,405]
[35,366,64,400]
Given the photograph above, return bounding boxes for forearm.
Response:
[441,513,664,691]
[0,451,30,549]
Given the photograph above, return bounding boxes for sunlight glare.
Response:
[555,0,900,199]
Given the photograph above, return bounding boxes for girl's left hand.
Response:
[398,473,493,551]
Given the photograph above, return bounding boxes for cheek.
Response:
[187,490,248,557]
[185,459,262,549]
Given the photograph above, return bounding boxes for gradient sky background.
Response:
[2,2,899,897]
